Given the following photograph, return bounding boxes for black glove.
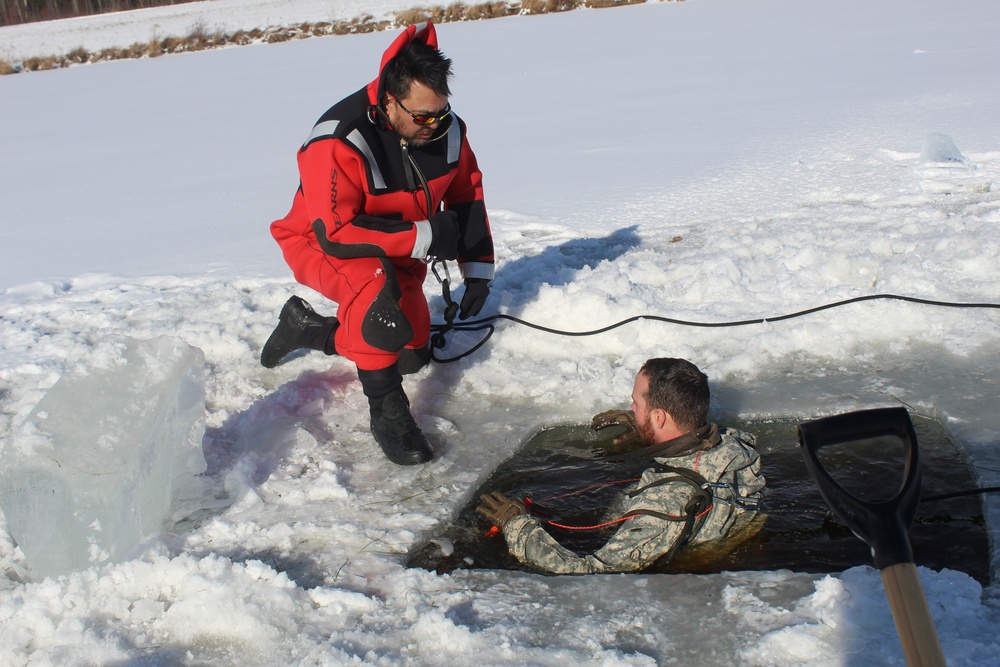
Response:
[426,210,459,260]
[459,278,490,319]
[591,409,641,446]
[476,491,526,529]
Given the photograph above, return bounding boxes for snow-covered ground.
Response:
[2,0,1000,664]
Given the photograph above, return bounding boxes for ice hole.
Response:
[408,415,988,584]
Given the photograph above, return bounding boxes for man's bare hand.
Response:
[591,409,640,446]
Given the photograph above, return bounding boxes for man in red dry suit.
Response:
[262,22,494,466]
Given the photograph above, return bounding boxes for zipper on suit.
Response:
[400,138,435,217]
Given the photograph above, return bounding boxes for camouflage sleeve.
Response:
[503,507,687,575]
[722,429,766,501]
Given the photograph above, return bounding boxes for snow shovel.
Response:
[797,407,947,667]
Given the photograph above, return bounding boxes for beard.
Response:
[637,412,657,446]
[386,108,435,147]
[401,126,435,147]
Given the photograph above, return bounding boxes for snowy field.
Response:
[2,0,1000,664]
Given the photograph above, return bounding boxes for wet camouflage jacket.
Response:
[502,425,765,574]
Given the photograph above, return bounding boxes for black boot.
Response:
[359,366,433,465]
[398,345,431,375]
[260,296,339,368]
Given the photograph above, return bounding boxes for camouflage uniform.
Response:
[502,425,764,574]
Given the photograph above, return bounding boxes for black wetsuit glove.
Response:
[427,210,459,260]
[459,278,490,319]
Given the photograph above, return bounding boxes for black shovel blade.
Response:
[797,407,922,570]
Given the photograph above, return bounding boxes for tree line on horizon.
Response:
[1,0,200,26]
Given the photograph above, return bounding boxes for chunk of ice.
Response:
[0,336,207,580]
[916,133,987,194]
[919,132,972,167]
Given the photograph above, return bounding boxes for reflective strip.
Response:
[447,119,461,164]
[304,120,340,146]
[411,220,432,259]
[346,129,386,190]
[459,261,494,280]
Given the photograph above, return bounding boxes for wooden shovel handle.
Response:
[880,563,947,666]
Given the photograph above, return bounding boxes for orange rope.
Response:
[538,504,713,532]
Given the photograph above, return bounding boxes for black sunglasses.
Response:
[391,95,452,126]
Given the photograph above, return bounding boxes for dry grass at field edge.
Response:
[1,0,668,76]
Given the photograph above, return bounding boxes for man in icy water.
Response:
[261,22,494,466]
[476,358,765,574]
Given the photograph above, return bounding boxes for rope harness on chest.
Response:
[525,464,716,540]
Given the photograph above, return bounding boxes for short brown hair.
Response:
[639,358,709,432]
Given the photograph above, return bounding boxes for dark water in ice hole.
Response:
[408,416,990,584]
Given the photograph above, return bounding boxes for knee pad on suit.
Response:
[361,260,415,352]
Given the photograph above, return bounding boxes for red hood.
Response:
[366,22,439,106]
